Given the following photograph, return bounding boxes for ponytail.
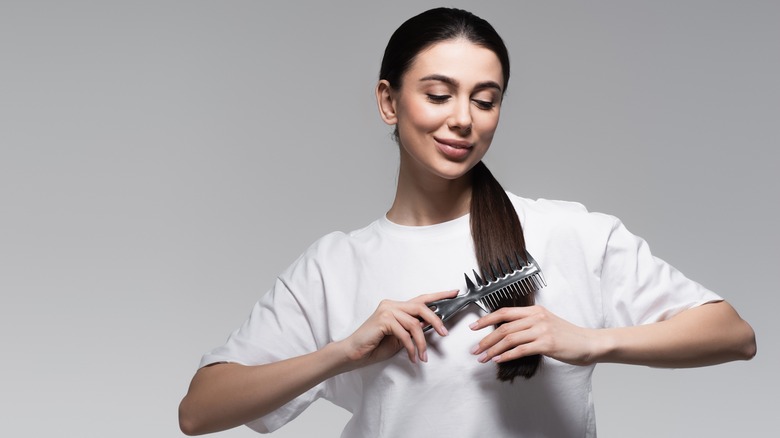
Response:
[470,161,541,381]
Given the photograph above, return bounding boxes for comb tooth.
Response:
[472,269,484,286]
[497,258,509,275]
[502,288,512,305]
[514,250,525,268]
[488,293,499,310]
[510,282,523,297]
[489,262,499,281]
[489,296,499,311]
[506,283,516,296]
[520,279,532,295]
[510,285,522,304]
[464,273,476,291]
[481,295,490,310]
[475,299,488,313]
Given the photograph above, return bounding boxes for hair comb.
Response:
[423,250,546,332]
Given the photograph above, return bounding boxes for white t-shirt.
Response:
[200,194,721,437]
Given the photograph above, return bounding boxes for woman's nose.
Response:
[448,98,473,134]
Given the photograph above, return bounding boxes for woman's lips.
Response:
[434,137,473,160]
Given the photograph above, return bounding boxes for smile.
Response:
[434,137,474,160]
[434,137,473,149]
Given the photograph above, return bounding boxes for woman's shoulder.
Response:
[508,192,613,220]
[507,192,621,237]
[284,221,382,269]
[509,193,586,214]
[305,220,381,253]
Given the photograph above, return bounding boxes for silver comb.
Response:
[423,250,546,332]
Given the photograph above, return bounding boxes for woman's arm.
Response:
[178,289,456,436]
[594,300,756,367]
[469,300,756,367]
[179,343,348,436]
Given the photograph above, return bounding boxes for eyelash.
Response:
[426,94,450,103]
[473,100,495,110]
[426,94,496,110]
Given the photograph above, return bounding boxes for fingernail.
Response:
[470,345,480,355]
[469,321,478,330]
[422,351,428,363]
[492,355,501,363]
[440,326,449,336]
[478,352,488,363]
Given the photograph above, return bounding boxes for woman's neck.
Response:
[386,160,473,226]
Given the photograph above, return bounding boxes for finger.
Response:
[479,327,537,362]
[386,319,418,363]
[395,300,448,336]
[411,288,460,303]
[410,302,450,337]
[490,340,542,364]
[410,290,458,336]
[471,317,536,356]
[469,306,533,331]
[397,311,429,362]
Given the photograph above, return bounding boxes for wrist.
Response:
[324,340,363,374]
[589,328,618,364]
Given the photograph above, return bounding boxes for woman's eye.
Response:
[426,94,450,103]
[473,99,495,110]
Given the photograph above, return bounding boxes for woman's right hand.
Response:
[341,289,459,367]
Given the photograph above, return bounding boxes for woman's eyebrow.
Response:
[419,74,502,92]
[420,74,458,86]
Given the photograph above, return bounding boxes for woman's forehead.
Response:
[405,39,504,88]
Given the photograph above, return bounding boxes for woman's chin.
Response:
[429,160,482,181]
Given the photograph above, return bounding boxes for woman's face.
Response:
[378,39,504,182]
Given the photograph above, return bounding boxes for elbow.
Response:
[737,320,757,361]
[711,301,757,363]
[179,421,198,436]
[179,398,204,436]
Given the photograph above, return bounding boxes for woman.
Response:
[179,8,755,437]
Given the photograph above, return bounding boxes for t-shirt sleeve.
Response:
[198,276,325,433]
[599,217,723,327]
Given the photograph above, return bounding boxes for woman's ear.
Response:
[375,80,398,125]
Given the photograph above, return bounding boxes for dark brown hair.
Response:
[379,7,540,381]
[471,162,540,380]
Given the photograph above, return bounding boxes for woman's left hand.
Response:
[469,305,600,366]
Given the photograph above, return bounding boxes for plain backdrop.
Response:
[1,1,777,437]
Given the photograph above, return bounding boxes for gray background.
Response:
[1,1,777,436]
